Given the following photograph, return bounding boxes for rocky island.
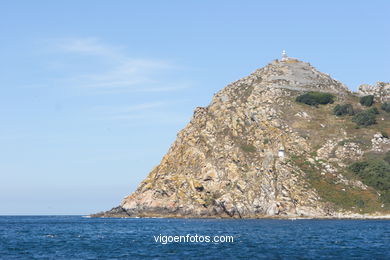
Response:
[92,52,390,219]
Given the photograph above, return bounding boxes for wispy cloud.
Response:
[90,101,167,114]
[33,37,194,124]
[56,37,121,59]
[49,37,189,93]
[89,100,190,123]
[104,113,189,124]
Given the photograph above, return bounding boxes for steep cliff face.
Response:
[92,59,390,218]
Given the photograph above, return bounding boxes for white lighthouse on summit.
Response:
[281,50,288,61]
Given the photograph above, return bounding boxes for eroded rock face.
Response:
[92,59,386,218]
[358,82,390,102]
[371,133,390,152]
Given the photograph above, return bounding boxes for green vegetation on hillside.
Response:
[367,107,379,114]
[240,144,256,153]
[349,152,390,205]
[352,110,377,126]
[333,104,354,116]
[289,155,382,212]
[288,85,390,213]
[360,95,375,107]
[296,92,334,106]
[384,152,390,164]
[381,102,390,113]
[330,98,382,127]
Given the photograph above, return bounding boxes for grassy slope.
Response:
[282,91,390,214]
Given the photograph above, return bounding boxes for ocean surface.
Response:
[0,216,389,259]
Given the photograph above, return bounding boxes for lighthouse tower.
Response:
[281,50,288,61]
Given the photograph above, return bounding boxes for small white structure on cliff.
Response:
[281,50,288,61]
[278,146,285,158]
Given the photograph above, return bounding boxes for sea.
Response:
[0,216,389,259]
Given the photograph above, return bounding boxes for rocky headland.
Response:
[91,55,390,219]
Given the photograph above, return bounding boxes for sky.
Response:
[0,1,389,215]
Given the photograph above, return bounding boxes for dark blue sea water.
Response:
[0,216,389,259]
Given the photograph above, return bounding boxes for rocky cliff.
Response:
[92,57,390,218]
[358,82,390,102]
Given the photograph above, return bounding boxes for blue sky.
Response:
[0,1,389,215]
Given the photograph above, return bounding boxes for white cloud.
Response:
[35,37,194,123]
[56,37,122,59]
[98,112,189,124]
[50,37,189,93]
[77,60,172,90]
[89,100,190,123]
[90,101,167,114]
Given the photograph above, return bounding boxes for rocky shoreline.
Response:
[90,206,390,220]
